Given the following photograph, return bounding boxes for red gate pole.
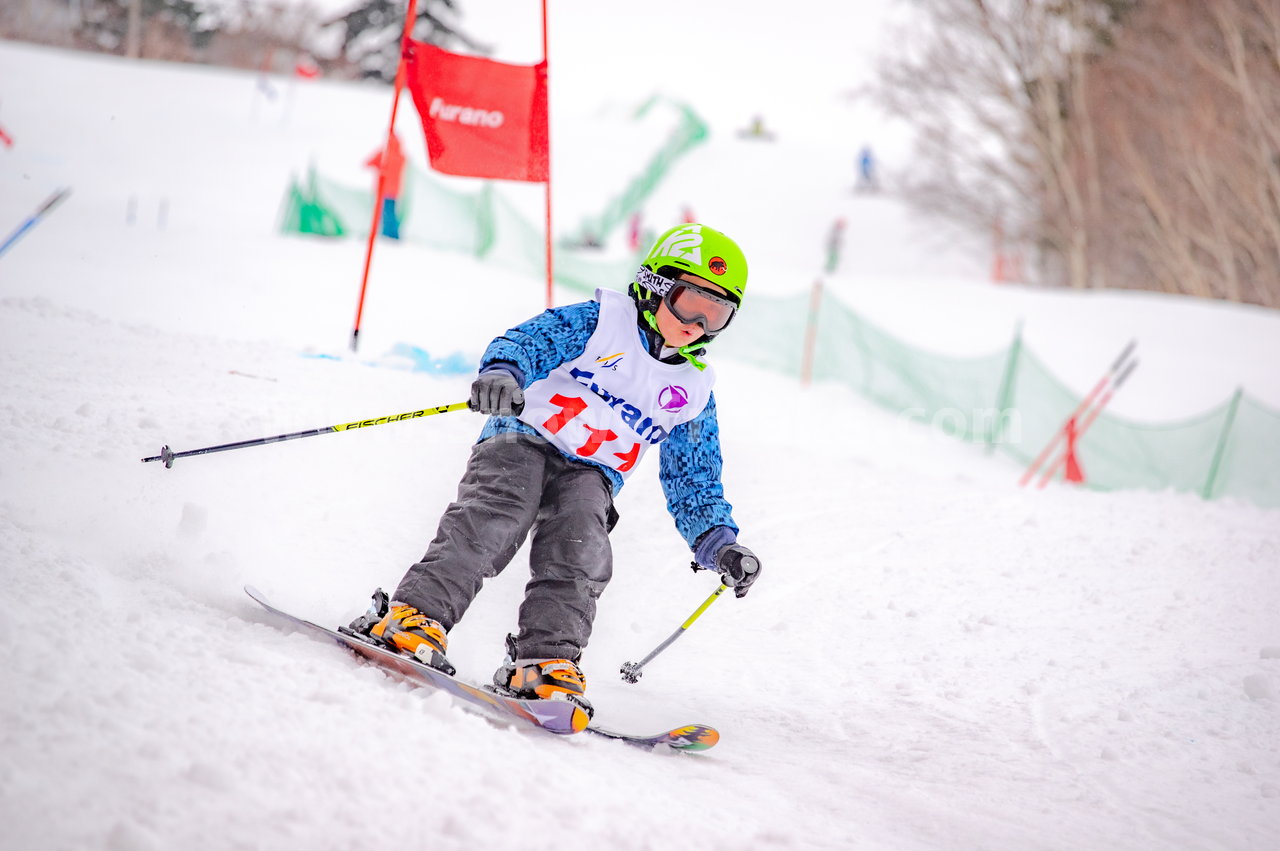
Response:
[541,0,553,309]
[350,0,421,352]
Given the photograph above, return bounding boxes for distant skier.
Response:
[628,212,642,251]
[568,228,603,249]
[359,223,763,718]
[256,76,278,101]
[364,132,406,239]
[855,145,879,193]
[825,218,846,274]
[737,114,775,141]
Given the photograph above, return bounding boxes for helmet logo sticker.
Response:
[708,257,727,275]
[652,224,703,265]
[658,385,689,412]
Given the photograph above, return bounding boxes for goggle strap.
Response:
[635,266,674,297]
[641,308,661,335]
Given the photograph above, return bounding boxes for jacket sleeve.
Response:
[659,392,738,548]
[480,301,600,385]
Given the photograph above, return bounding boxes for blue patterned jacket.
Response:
[476,297,737,550]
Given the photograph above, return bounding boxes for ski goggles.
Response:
[636,267,739,333]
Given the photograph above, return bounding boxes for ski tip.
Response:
[669,724,719,751]
[586,722,720,752]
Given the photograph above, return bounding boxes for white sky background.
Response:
[285,0,916,154]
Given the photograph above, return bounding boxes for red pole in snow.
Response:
[1019,340,1137,487]
[350,0,421,352]
[1036,358,1139,489]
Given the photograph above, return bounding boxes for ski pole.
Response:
[141,401,470,468]
[620,580,729,684]
[1036,357,1139,488]
[1019,339,1137,486]
[0,187,71,259]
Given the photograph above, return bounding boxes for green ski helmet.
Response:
[638,222,748,305]
[628,223,748,365]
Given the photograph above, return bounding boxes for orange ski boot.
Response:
[370,603,454,674]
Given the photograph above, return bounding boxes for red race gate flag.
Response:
[404,41,548,182]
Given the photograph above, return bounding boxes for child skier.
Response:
[362,222,762,719]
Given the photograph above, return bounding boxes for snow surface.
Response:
[3,4,1280,848]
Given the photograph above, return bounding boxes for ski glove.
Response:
[716,544,761,598]
[470,367,524,416]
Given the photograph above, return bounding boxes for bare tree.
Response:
[0,1,483,85]
[73,0,211,59]
[0,0,80,48]
[871,0,1128,290]
[872,0,1280,308]
[201,0,325,72]
[321,0,488,82]
[1086,0,1280,306]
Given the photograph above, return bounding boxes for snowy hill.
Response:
[2,7,1279,848]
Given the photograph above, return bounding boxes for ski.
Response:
[244,586,718,752]
[586,723,719,752]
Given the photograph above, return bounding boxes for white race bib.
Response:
[516,289,715,479]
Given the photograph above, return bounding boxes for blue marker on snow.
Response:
[0,187,71,260]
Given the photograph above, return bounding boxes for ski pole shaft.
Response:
[141,401,470,468]
[620,583,727,683]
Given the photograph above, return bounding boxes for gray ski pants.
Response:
[393,434,616,662]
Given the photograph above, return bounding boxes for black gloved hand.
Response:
[716,543,761,598]
[469,369,524,416]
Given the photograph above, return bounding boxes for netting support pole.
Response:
[800,278,824,387]
[1201,387,1243,499]
[987,321,1023,454]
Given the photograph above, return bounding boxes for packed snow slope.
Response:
[3,9,1279,850]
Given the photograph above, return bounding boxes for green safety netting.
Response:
[278,165,361,237]
[1205,395,1280,504]
[570,96,708,245]
[716,290,1012,443]
[278,159,642,291]
[715,286,1280,509]
[279,96,706,289]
